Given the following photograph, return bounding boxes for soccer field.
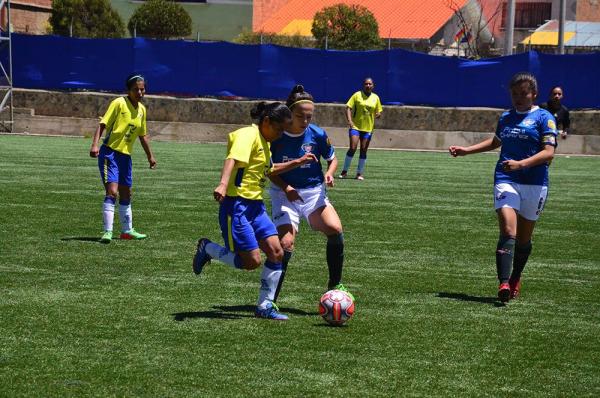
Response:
[1,135,599,397]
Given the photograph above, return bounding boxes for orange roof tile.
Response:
[257,0,468,40]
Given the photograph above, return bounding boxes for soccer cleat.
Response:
[339,171,348,179]
[498,282,511,303]
[356,174,364,181]
[100,230,112,243]
[332,283,355,301]
[120,229,147,240]
[255,302,288,320]
[509,278,521,299]
[192,238,212,275]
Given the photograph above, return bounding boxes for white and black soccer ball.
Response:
[319,289,355,326]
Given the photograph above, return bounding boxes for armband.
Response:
[542,134,557,146]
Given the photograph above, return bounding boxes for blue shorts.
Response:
[349,129,372,141]
[219,196,277,252]
[98,145,132,187]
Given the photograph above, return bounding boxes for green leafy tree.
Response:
[233,30,315,48]
[50,0,125,38]
[312,3,382,50]
[128,0,192,39]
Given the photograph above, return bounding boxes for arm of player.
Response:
[269,174,304,203]
[89,124,106,158]
[502,144,555,171]
[448,136,501,157]
[213,158,236,202]
[139,135,157,169]
[345,107,355,129]
[270,153,317,176]
[324,156,338,187]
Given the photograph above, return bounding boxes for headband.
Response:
[289,99,314,108]
[127,75,145,84]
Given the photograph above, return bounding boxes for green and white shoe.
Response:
[120,229,147,240]
[100,230,113,244]
[332,283,355,302]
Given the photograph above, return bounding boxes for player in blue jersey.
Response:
[192,102,317,320]
[449,72,557,303]
[89,74,156,243]
[268,85,352,302]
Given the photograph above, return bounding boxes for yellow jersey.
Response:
[225,125,273,200]
[101,97,147,155]
[346,91,383,132]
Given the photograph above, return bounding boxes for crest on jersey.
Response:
[301,143,314,153]
[547,119,557,130]
[521,118,535,127]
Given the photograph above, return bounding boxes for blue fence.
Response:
[8,34,600,108]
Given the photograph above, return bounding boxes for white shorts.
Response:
[494,183,548,221]
[270,184,330,231]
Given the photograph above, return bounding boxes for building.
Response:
[254,0,600,54]
[1,0,52,34]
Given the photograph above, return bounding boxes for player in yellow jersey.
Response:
[90,74,156,243]
[193,102,316,320]
[340,77,383,180]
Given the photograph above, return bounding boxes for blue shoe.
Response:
[193,238,212,275]
[255,302,288,321]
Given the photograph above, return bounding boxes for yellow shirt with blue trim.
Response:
[101,97,147,155]
[346,91,383,132]
[225,124,273,200]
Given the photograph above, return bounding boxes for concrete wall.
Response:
[10,89,600,155]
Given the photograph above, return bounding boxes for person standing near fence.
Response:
[448,72,558,303]
[192,102,317,320]
[89,74,156,243]
[540,86,570,139]
[340,77,382,180]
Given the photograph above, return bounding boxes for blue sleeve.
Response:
[317,128,335,161]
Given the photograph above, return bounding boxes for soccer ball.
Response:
[319,289,355,326]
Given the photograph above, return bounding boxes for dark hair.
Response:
[125,73,145,90]
[509,72,538,94]
[250,101,291,124]
[550,86,563,94]
[286,84,314,109]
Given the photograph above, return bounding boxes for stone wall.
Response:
[10,88,600,155]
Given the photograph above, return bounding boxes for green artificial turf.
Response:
[1,135,598,397]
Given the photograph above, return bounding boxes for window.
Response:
[501,2,552,29]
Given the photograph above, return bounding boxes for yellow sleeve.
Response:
[139,104,147,137]
[346,92,356,109]
[100,98,121,130]
[226,131,253,166]
[376,96,383,114]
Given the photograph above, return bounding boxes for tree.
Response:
[128,0,192,40]
[311,3,381,50]
[233,30,315,48]
[50,0,125,38]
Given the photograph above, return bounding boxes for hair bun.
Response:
[292,84,305,94]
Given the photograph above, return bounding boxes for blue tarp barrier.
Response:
[8,34,600,108]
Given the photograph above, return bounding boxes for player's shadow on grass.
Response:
[172,305,317,321]
[61,237,111,243]
[437,292,504,307]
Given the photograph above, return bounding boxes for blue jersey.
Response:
[270,124,335,189]
[494,106,558,186]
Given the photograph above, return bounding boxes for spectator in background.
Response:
[340,77,382,180]
[540,86,570,139]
